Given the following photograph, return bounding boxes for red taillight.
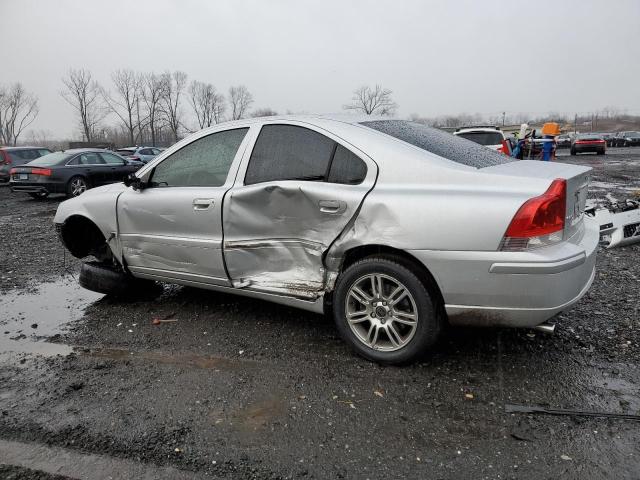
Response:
[31,168,52,176]
[505,179,566,238]
[129,156,140,161]
[9,167,17,175]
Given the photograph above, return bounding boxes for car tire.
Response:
[79,261,158,297]
[67,176,89,197]
[28,192,49,199]
[570,148,576,156]
[332,256,443,365]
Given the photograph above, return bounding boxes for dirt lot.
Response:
[1,148,639,479]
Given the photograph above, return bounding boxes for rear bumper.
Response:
[573,145,605,153]
[409,218,599,328]
[10,181,66,194]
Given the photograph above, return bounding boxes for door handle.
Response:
[318,200,346,214]
[193,198,214,210]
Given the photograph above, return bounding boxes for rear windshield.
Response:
[361,120,512,168]
[577,134,602,140]
[455,131,504,146]
[27,152,72,166]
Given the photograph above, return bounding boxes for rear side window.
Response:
[327,145,367,185]
[77,152,104,165]
[100,153,125,165]
[362,120,513,168]
[245,125,335,185]
[151,128,248,187]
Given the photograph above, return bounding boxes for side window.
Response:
[37,149,51,157]
[67,156,80,165]
[100,153,125,165]
[140,148,153,155]
[327,145,367,185]
[151,128,248,187]
[78,153,104,165]
[245,125,335,185]
[152,148,162,155]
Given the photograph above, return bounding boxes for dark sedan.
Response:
[9,149,142,199]
[570,134,606,156]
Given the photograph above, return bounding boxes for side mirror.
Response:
[124,173,145,191]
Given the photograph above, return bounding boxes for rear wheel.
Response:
[79,261,159,297]
[333,256,443,365]
[67,176,88,197]
[28,191,49,199]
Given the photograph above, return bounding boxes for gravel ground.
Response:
[1,148,639,479]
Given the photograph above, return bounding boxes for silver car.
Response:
[115,146,164,164]
[54,116,598,364]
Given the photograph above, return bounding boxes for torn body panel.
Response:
[222,181,371,298]
[53,183,126,262]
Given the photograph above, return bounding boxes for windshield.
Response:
[361,120,512,168]
[455,131,504,146]
[27,152,72,166]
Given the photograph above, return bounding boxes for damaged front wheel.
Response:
[79,261,159,297]
[333,256,442,365]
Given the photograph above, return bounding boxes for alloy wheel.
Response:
[71,178,87,196]
[345,273,418,352]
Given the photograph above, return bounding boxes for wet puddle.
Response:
[0,277,103,358]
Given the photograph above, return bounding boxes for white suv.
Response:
[454,126,507,153]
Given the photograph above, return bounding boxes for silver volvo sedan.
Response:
[54,116,598,364]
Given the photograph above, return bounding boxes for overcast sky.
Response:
[2,0,639,139]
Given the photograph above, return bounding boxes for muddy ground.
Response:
[1,148,639,479]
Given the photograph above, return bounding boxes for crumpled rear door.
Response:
[223,180,372,299]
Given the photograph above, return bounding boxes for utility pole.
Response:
[574,114,577,134]
[502,112,506,126]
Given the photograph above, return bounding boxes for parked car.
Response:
[613,131,640,147]
[0,146,52,183]
[556,135,572,148]
[115,146,165,164]
[571,134,606,155]
[54,116,598,364]
[453,126,509,153]
[10,149,143,199]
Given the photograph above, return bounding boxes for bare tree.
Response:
[343,85,397,115]
[60,69,106,142]
[103,69,143,145]
[228,85,253,120]
[0,83,39,146]
[160,71,187,142]
[141,73,166,147]
[188,80,226,129]
[251,107,278,118]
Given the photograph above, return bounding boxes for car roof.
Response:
[0,146,49,151]
[62,148,112,154]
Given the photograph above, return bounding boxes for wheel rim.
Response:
[345,273,418,352]
[71,178,86,196]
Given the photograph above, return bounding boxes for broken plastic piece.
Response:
[585,199,640,248]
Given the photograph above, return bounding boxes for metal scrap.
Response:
[585,199,640,248]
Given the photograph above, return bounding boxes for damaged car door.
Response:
[223,123,376,299]
[117,127,250,285]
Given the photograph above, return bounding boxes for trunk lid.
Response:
[482,160,591,241]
